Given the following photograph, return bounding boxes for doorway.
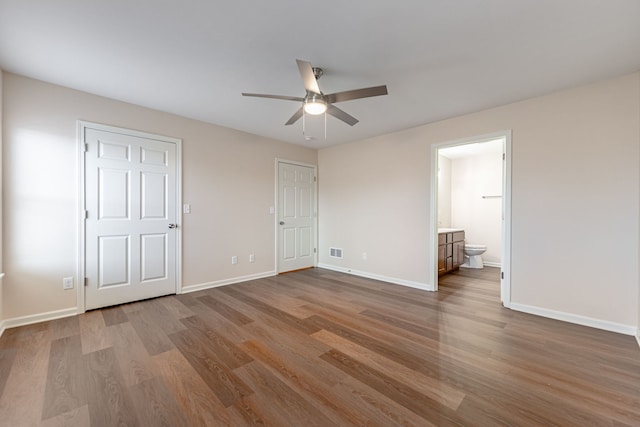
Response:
[79,122,182,310]
[276,160,317,273]
[430,131,511,306]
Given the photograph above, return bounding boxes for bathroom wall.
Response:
[437,154,452,228]
[450,152,503,265]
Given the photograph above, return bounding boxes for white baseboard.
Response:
[509,302,637,336]
[0,271,277,337]
[636,334,640,349]
[317,263,433,291]
[483,261,502,268]
[181,270,277,294]
[0,307,80,337]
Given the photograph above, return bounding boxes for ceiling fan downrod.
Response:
[312,67,324,81]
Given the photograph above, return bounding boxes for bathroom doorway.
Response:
[430,131,512,307]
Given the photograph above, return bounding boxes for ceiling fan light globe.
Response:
[303,99,327,115]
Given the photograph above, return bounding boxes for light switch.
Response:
[183,204,191,214]
[269,206,275,214]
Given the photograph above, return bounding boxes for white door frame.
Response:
[429,130,512,307]
[274,158,318,273]
[77,121,182,313]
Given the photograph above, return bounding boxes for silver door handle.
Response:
[279,221,285,225]
[168,224,178,229]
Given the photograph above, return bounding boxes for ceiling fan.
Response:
[242,59,388,127]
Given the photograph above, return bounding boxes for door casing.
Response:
[275,158,318,273]
[430,130,512,307]
[77,121,182,313]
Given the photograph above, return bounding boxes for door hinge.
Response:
[314,248,317,253]
[84,278,88,287]
[84,210,88,219]
[501,271,504,279]
[84,143,88,152]
[314,176,317,182]
[502,153,505,160]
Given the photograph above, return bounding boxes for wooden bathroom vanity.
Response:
[438,229,465,275]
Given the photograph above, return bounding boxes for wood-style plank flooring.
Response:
[1,267,639,426]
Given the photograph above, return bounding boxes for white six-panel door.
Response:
[84,126,178,310]
[278,161,316,273]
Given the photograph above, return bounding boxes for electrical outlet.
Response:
[249,254,255,263]
[183,204,191,214]
[62,277,74,290]
[362,252,368,260]
[231,256,238,265]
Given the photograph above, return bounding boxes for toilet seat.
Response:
[464,244,486,250]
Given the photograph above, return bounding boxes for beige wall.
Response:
[0,69,3,325]
[319,72,640,331]
[1,72,316,320]
[2,70,639,335]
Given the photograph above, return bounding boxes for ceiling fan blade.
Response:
[325,85,388,104]
[327,105,359,126]
[242,93,304,102]
[285,107,304,126]
[296,59,321,94]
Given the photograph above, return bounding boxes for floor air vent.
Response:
[330,247,343,258]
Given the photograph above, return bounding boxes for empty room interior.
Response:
[1,1,640,425]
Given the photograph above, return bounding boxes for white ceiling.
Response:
[1,1,639,149]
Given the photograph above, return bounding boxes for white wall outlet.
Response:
[269,206,275,214]
[231,256,238,265]
[183,204,191,214]
[62,277,74,290]
[362,252,368,260]
[249,253,255,263]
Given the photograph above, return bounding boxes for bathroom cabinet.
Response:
[438,230,465,276]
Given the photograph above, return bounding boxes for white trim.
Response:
[510,302,638,336]
[317,263,431,291]
[502,132,513,308]
[77,121,86,312]
[430,130,512,308]
[181,271,277,294]
[483,261,502,268]
[77,121,183,309]
[1,307,79,334]
[275,158,318,274]
[0,273,4,337]
[428,146,438,291]
[636,334,640,349]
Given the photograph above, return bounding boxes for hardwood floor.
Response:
[1,267,639,426]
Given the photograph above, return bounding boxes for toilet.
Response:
[461,244,487,269]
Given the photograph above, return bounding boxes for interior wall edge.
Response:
[509,302,637,336]
[181,270,277,294]
[317,263,431,291]
[0,306,78,335]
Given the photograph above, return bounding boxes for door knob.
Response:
[279,221,285,225]
[168,223,178,229]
